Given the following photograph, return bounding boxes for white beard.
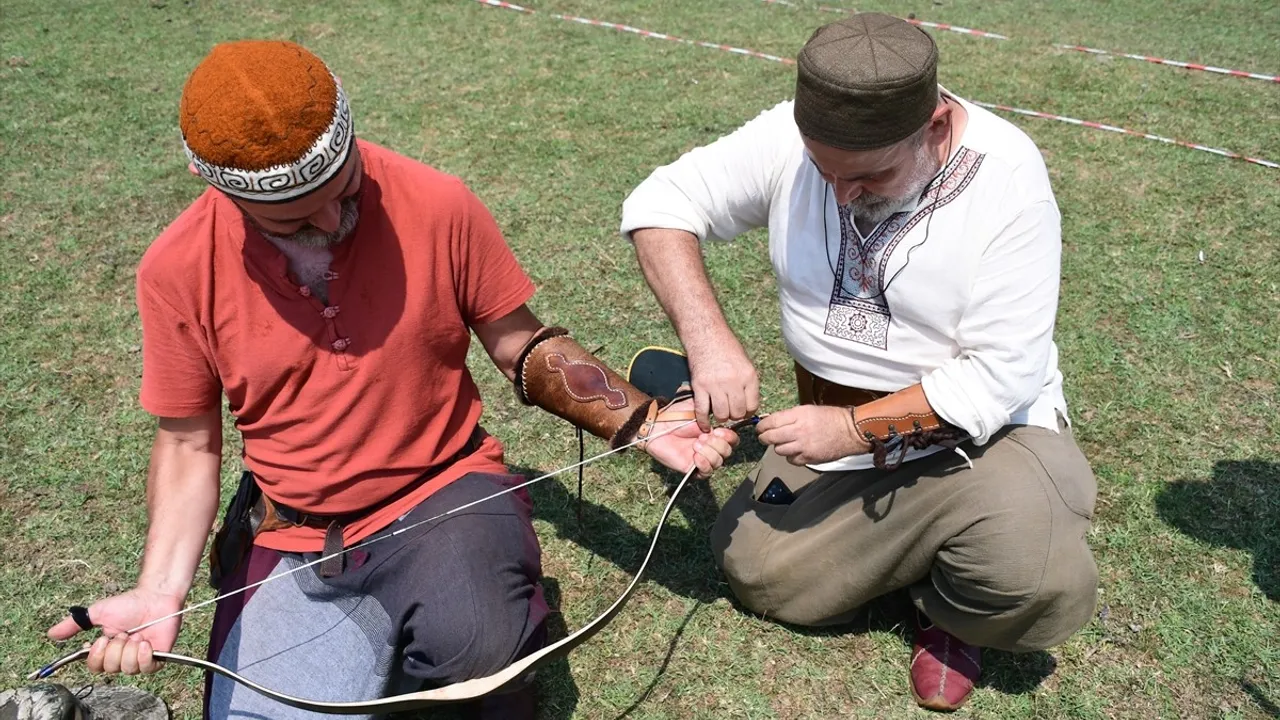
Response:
[846,142,942,228]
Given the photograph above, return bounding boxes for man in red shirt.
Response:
[44,40,736,719]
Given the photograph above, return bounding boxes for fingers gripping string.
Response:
[33,418,700,682]
[38,463,708,714]
[126,420,697,637]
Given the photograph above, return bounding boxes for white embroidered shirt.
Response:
[620,95,1068,470]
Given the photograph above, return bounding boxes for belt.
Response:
[250,426,483,577]
[794,362,887,407]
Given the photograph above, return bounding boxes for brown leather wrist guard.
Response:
[850,384,966,471]
[634,383,697,453]
[515,327,659,449]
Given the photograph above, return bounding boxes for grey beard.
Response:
[848,192,914,227]
[259,194,361,248]
[845,144,943,228]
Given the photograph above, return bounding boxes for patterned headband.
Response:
[182,80,354,204]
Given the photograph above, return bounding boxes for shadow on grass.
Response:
[516,433,769,605]
[518,430,1059,704]
[503,439,759,717]
[524,469,726,603]
[1241,677,1280,719]
[611,600,703,720]
[533,577,579,720]
[1155,459,1279,601]
[772,592,1059,696]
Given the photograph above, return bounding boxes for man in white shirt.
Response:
[620,13,1098,711]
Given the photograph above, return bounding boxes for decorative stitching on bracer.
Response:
[850,404,966,471]
[858,411,947,435]
[545,353,630,410]
[869,426,966,471]
[514,328,656,448]
[514,327,570,405]
[849,383,968,471]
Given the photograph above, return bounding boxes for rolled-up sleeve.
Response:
[921,199,1062,444]
[621,102,794,243]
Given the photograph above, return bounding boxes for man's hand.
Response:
[47,587,186,675]
[631,228,759,432]
[642,399,740,477]
[687,337,760,432]
[756,405,870,466]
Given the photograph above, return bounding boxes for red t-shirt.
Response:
[136,140,535,551]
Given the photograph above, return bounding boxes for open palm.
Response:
[643,398,740,477]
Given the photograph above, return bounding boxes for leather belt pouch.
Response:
[208,470,261,589]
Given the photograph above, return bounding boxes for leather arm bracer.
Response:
[514,327,660,449]
[849,384,966,470]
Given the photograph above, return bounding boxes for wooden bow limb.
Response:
[31,429,707,714]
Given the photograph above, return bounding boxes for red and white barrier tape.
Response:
[814,5,1009,40]
[898,17,1008,40]
[474,0,1276,169]
[763,1,1010,39]
[763,1,1278,82]
[475,0,795,64]
[1055,45,1280,84]
[973,102,1278,169]
[764,0,1009,40]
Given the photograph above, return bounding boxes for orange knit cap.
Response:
[179,40,354,203]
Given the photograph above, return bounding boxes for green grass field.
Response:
[2,1,1277,718]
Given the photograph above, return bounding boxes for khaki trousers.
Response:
[712,420,1098,652]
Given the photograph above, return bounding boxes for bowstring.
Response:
[124,419,698,637]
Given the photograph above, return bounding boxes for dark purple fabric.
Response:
[202,472,548,718]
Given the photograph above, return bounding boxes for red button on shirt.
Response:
[136,140,537,553]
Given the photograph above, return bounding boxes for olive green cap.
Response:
[794,13,939,150]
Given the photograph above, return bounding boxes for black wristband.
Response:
[68,605,94,632]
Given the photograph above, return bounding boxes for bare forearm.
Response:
[631,228,736,354]
[135,418,223,601]
[632,228,759,425]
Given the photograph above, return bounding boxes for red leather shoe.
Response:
[910,613,982,711]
